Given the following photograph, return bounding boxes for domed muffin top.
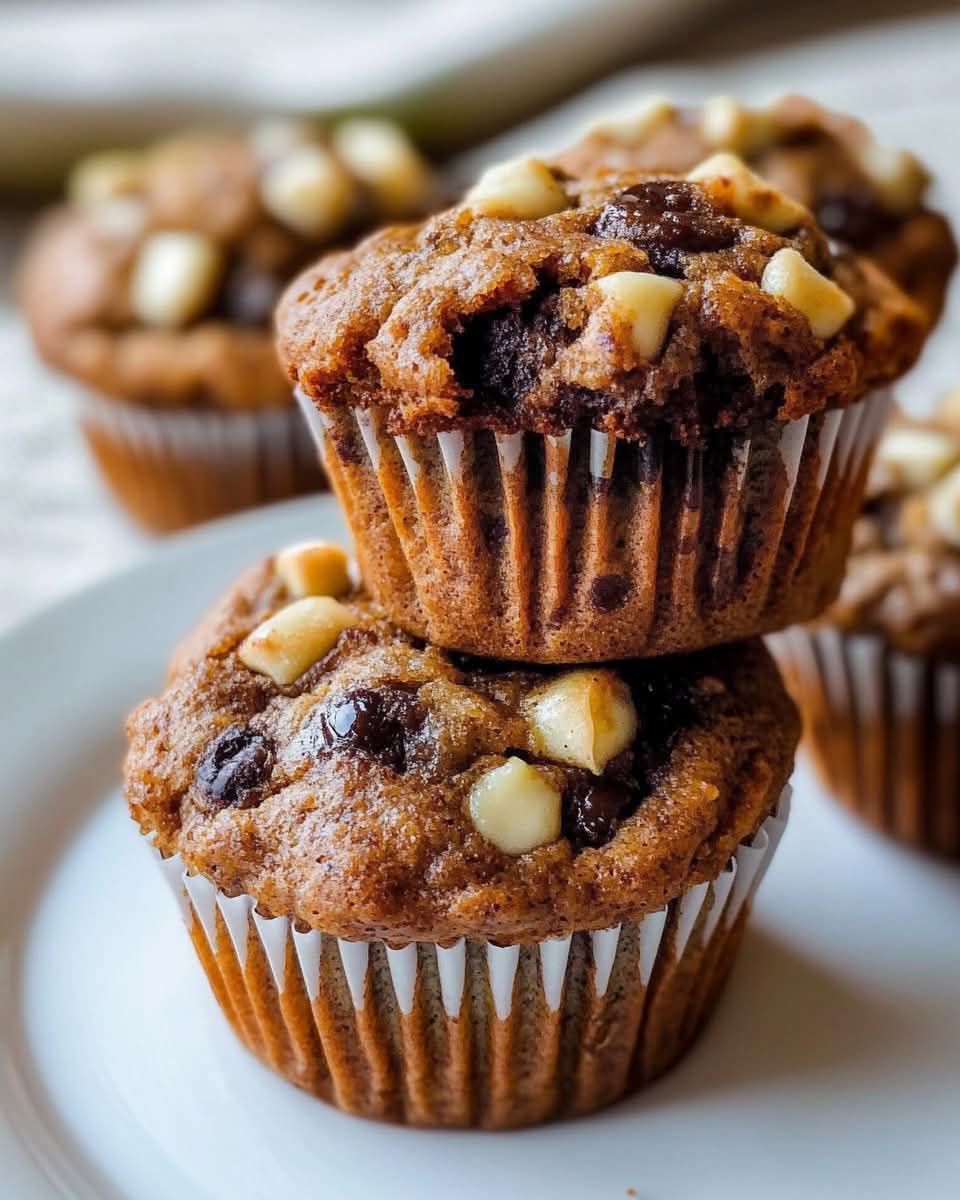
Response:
[825,392,960,657]
[20,119,436,410]
[125,544,797,942]
[278,157,926,445]
[554,94,956,324]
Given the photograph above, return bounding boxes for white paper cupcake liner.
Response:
[77,389,325,533]
[771,626,960,856]
[299,388,890,661]
[147,787,790,1128]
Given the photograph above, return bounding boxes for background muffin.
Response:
[126,544,797,1128]
[19,118,437,532]
[555,94,956,326]
[279,155,928,663]
[771,394,960,857]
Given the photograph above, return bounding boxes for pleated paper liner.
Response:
[149,788,790,1130]
[771,628,960,858]
[78,390,326,534]
[298,389,891,662]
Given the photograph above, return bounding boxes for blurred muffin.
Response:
[555,94,956,325]
[772,393,960,856]
[278,156,927,663]
[20,118,437,532]
[125,542,797,1128]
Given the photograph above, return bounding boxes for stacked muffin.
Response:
[20,118,437,531]
[125,114,932,1127]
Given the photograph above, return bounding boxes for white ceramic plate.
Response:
[2,495,959,1200]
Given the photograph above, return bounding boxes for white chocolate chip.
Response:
[331,118,431,216]
[525,669,638,774]
[700,96,779,155]
[250,116,320,163]
[593,271,683,361]
[130,231,224,329]
[858,143,928,216]
[687,151,808,233]
[68,150,145,207]
[585,95,674,145]
[261,145,355,238]
[872,428,960,492]
[760,247,855,339]
[927,465,960,548]
[276,541,351,599]
[238,597,358,685]
[465,157,567,220]
[468,758,562,855]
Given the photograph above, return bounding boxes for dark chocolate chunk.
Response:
[317,682,425,771]
[563,778,634,849]
[594,180,737,276]
[590,573,630,613]
[196,725,275,811]
[815,189,897,249]
[219,262,282,327]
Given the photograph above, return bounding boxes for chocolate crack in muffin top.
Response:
[278,163,927,446]
[823,397,960,657]
[554,94,956,325]
[20,123,437,410]
[125,556,798,942]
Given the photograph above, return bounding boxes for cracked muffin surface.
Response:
[125,553,798,942]
[278,162,927,445]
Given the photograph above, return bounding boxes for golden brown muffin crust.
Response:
[278,169,926,445]
[125,558,798,942]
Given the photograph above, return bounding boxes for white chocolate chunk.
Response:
[593,271,683,361]
[872,428,960,492]
[250,116,320,163]
[130,231,224,329]
[468,758,562,855]
[700,96,778,155]
[858,143,928,215]
[465,157,567,220]
[927,465,960,548]
[760,247,855,339]
[585,94,674,145]
[332,118,430,215]
[525,669,638,774]
[275,541,351,599]
[261,145,355,238]
[68,150,145,207]
[687,151,808,233]
[238,597,358,685]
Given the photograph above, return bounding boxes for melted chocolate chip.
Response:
[815,189,897,249]
[563,778,634,849]
[196,725,274,811]
[590,573,630,613]
[318,682,425,771]
[219,263,282,327]
[594,180,738,277]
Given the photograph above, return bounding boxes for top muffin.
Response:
[278,155,926,444]
[555,94,956,325]
[824,392,960,657]
[20,119,436,410]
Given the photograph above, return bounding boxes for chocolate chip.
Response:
[317,682,425,771]
[563,778,633,849]
[594,180,737,276]
[196,725,274,811]
[219,262,282,326]
[590,573,630,612]
[815,190,896,249]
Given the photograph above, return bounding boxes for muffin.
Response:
[772,395,960,857]
[125,541,798,1128]
[555,94,956,325]
[277,156,927,663]
[20,118,437,532]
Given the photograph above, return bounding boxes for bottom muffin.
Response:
[125,542,798,1127]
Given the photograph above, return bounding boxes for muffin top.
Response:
[20,119,436,410]
[125,543,798,942]
[278,156,926,445]
[555,94,956,324]
[825,392,960,657]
